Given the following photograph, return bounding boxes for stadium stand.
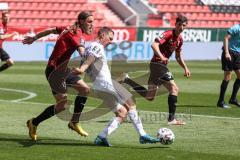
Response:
[1,0,239,28]
[200,0,240,6]
[1,0,125,27]
[147,0,240,28]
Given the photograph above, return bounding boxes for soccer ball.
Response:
[157,128,175,145]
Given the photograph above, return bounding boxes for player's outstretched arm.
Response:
[72,55,95,75]
[22,28,57,45]
[175,51,191,77]
[0,32,18,40]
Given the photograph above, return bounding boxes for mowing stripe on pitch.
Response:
[0,99,240,120]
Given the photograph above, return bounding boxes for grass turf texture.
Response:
[0,61,240,160]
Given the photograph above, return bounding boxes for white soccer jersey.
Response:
[84,42,113,91]
[83,41,133,111]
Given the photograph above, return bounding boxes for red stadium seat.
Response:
[147,19,162,27]
[149,0,239,28]
[5,0,125,27]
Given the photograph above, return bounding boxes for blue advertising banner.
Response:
[4,41,223,61]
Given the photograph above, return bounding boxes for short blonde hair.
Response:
[97,27,114,37]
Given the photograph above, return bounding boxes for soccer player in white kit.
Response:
[71,27,159,146]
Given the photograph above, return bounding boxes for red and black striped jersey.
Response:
[47,26,85,69]
[0,23,7,48]
[151,30,183,62]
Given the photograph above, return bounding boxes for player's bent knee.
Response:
[224,72,232,81]
[123,99,136,110]
[127,105,136,111]
[56,99,68,105]
[54,94,67,102]
[224,76,231,81]
[146,97,155,101]
[170,85,179,95]
[84,86,91,94]
[6,59,14,66]
[115,105,128,119]
[54,96,69,113]
[55,102,67,113]
[76,86,90,96]
[145,94,156,101]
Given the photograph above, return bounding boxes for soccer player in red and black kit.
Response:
[0,11,17,72]
[22,11,94,141]
[119,15,191,125]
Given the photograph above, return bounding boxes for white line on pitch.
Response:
[0,88,37,102]
[0,99,240,120]
[142,111,240,120]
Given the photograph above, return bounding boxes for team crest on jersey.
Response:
[80,38,85,45]
[159,33,165,39]
[0,28,4,34]
[92,46,101,55]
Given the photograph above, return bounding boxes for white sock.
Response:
[128,109,146,136]
[99,117,120,138]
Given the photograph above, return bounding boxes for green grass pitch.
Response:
[0,61,240,160]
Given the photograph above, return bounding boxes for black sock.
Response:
[168,95,177,122]
[32,105,55,126]
[70,96,87,123]
[218,80,229,102]
[230,79,240,100]
[125,78,148,97]
[0,63,9,72]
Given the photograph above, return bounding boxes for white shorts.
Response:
[93,79,133,112]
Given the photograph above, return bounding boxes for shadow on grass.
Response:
[0,133,170,149]
[0,134,95,148]
[95,120,109,123]
[117,145,170,149]
[177,104,216,108]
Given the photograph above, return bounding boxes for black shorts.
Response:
[148,61,173,85]
[0,48,10,61]
[45,66,81,95]
[221,51,240,71]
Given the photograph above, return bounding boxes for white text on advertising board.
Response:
[142,29,211,42]
[112,29,130,42]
